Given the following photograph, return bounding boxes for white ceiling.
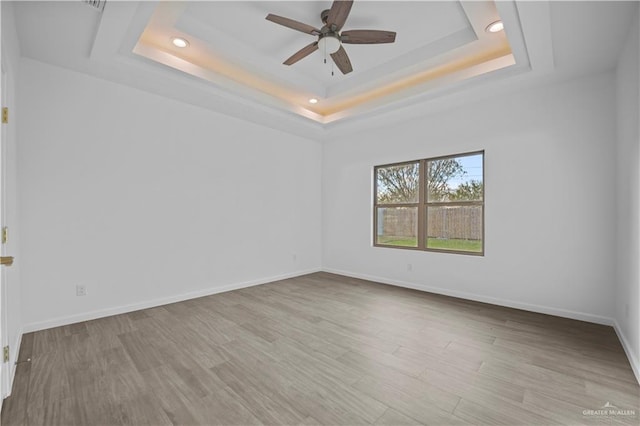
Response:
[8,1,639,140]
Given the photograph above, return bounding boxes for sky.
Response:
[447,153,483,188]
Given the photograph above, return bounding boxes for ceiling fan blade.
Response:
[266,14,320,35]
[326,0,353,31]
[341,30,396,44]
[330,45,353,74]
[283,42,319,65]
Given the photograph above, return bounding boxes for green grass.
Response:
[377,236,418,247]
[377,236,482,252]
[427,238,482,252]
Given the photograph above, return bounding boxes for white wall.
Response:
[323,72,618,324]
[8,4,639,388]
[17,58,322,330]
[1,0,23,397]
[615,5,640,380]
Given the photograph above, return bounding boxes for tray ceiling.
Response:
[131,1,520,123]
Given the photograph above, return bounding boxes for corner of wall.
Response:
[614,2,640,385]
[614,320,640,385]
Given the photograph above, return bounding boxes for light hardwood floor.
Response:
[2,272,639,425]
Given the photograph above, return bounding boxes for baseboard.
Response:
[613,320,640,385]
[322,268,616,326]
[22,268,321,333]
[16,267,640,387]
[323,268,640,383]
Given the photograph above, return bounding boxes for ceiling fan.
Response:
[265,0,396,75]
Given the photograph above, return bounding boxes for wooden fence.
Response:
[378,206,482,240]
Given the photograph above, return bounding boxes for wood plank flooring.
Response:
[2,272,639,425]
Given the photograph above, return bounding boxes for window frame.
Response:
[373,160,421,250]
[373,150,484,256]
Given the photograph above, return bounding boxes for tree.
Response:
[376,163,419,203]
[450,180,483,201]
[376,159,466,203]
[427,159,464,201]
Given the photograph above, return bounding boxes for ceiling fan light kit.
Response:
[318,34,341,54]
[265,0,396,75]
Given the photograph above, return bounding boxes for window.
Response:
[374,162,419,248]
[374,151,484,255]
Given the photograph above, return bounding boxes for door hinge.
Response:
[1,107,7,124]
[2,227,8,244]
[2,346,9,363]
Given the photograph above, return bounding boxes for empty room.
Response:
[0,0,639,425]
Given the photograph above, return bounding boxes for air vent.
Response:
[82,0,106,12]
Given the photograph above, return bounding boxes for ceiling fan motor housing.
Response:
[318,9,342,54]
[265,0,396,75]
[321,9,330,24]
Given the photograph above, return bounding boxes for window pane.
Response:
[427,206,482,252]
[376,207,418,247]
[376,162,419,204]
[427,153,483,202]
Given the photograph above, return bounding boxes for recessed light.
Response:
[172,37,189,48]
[309,98,318,104]
[486,20,504,33]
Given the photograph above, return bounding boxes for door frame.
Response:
[0,56,9,401]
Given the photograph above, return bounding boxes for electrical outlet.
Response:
[76,285,87,297]
[292,253,297,262]
[406,263,412,272]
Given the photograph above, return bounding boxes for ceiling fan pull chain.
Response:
[323,41,327,64]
